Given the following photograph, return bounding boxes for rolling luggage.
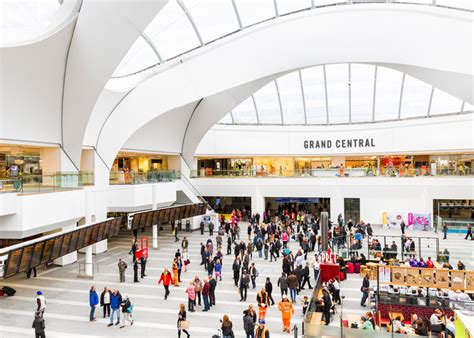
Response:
[339,271,345,281]
[2,286,16,296]
[347,262,354,274]
[354,262,361,274]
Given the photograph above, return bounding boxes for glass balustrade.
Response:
[0,171,94,194]
[109,170,180,185]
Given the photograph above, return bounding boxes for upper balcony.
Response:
[190,167,472,179]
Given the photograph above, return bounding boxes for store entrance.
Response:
[204,196,252,221]
[264,197,330,222]
[433,199,474,233]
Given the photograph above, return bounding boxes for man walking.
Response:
[209,221,215,237]
[239,270,250,302]
[36,291,46,317]
[118,259,127,283]
[209,275,217,307]
[277,273,288,298]
[133,260,139,283]
[140,256,147,278]
[288,272,298,303]
[89,285,99,322]
[265,277,275,306]
[233,257,241,287]
[158,268,173,300]
[360,273,370,307]
[108,288,122,327]
[465,223,473,240]
[257,287,269,320]
[202,278,210,311]
[32,311,45,338]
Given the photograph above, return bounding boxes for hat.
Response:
[259,319,266,325]
[37,291,43,295]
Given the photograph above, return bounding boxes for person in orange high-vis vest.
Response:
[278,296,294,333]
[172,262,179,286]
[257,288,269,320]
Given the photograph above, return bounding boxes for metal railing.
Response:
[190,167,473,178]
[0,171,94,194]
[109,170,180,185]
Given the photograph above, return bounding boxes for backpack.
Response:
[244,315,254,333]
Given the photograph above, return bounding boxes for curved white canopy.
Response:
[111,0,474,80]
[218,63,472,126]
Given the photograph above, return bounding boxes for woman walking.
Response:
[178,304,190,338]
[158,268,173,300]
[119,295,134,328]
[221,314,234,338]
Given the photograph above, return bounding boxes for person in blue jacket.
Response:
[89,286,99,322]
[108,288,122,326]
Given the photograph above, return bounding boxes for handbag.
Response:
[180,320,190,330]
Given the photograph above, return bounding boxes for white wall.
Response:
[105,182,177,212]
[0,190,85,238]
[191,177,474,225]
[196,114,474,157]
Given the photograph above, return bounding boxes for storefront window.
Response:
[112,152,168,174]
[0,145,42,178]
[253,157,294,176]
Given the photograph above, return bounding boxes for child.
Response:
[302,296,309,317]
[183,252,189,272]
[215,259,222,281]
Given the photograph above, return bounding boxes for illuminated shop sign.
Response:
[303,138,375,149]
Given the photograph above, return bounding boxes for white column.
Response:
[91,151,109,254]
[85,244,93,276]
[152,184,159,248]
[252,187,265,215]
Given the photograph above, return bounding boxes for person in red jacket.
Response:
[158,268,173,300]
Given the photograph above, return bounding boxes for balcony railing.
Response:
[190,167,473,178]
[0,171,94,194]
[109,170,180,185]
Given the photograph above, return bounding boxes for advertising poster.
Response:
[386,212,406,228]
[420,269,435,287]
[379,266,391,283]
[406,268,419,286]
[391,267,405,285]
[450,271,465,290]
[436,270,450,289]
[411,213,432,231]
[465,272,474,291]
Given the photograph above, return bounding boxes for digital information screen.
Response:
[4,248,23,278]
[69,231,79,253]
[50,236,63,261]
[19,245,34,273]
[30,241,45,268]
[40,239,55,265]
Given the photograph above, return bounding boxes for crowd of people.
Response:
[27,206,472,337]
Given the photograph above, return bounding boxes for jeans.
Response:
[246,332,255,338]
[290,288,297,302]
[203,295,210,310]
[313,269,320,282]
[281,288,288,298]
[361,291,369,306]
[110,308,120,323]
[89,305,96,321]
[240,287,248,301]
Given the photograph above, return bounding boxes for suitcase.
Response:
[2,286,16,296]
[354,262,361,274]
[347,262,354,274]
[339,271,345,281]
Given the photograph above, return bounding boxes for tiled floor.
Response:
[0,225,472,337]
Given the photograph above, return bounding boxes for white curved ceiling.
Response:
[111,0,474,80]
[217,63,473,126]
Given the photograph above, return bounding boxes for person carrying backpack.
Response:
[119,295,134,328]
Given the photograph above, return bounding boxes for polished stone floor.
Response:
[0,225,472,337]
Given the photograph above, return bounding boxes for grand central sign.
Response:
[303,138,376,149]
